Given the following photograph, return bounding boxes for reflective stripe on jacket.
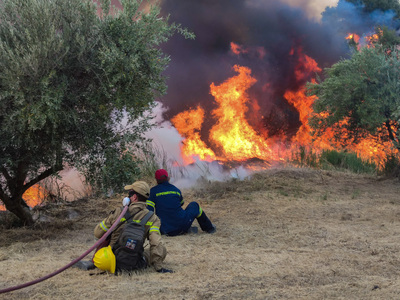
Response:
[94,201,166,271]
[148,182,189,234]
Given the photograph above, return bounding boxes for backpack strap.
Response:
[111,208,133,234]
[140,211,154,226]
[123,210,133,223]
[121,209,153,226]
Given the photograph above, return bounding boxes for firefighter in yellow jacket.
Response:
[94,181,172,274]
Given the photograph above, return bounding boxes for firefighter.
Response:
[146,169,216,236]
[94,181,172,274]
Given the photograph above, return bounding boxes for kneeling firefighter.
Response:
[93,181,172,274]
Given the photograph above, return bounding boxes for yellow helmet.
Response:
[93,245,116,274]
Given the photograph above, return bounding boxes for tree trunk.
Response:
[4,198,34,226]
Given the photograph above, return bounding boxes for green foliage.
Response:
[307,44,400,149]
[133,142,173,180]
[319,150,377,174]
[290,146,377,174]
[0,0,192,224]
[345,0,400,17]
[376,26,400,48]
[292,146,319,168]
[380,153,400,177]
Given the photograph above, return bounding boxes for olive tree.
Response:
[0,0,192,225]
[307,43,400,151]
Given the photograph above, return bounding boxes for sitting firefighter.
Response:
[145,169,216,236]
[93,181,172,274]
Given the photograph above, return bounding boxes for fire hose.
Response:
[0,205,129,294]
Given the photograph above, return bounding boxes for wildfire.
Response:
[346,30,382,50]
[209,65,273,161]
[346,33,361,44]
[0,184,47,211]
[171,106,216,164]
[171,40,398,169]
[172,65,275,163]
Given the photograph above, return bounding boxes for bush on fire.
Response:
[307,31,400,157]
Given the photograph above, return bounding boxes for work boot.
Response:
[196,211,214,233]
[73,260,96,270]
[207,224,216,234]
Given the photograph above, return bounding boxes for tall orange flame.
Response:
[171,106,216,164]
[209,65,273,161]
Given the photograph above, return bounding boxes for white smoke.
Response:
[145,102,185,166]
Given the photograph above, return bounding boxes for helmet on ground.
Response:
[93,245,116,273]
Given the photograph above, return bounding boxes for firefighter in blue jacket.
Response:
[146,169,216,236]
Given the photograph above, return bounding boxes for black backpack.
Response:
[112,210,154,272]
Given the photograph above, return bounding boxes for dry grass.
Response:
[1,167,400,299]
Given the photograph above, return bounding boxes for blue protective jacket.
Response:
[147,182,189,234]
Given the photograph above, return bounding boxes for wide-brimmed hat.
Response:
[124,181,150,198]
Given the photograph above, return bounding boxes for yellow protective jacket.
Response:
[94,201,167,271]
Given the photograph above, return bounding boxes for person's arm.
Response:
[94,207,121,239]
[179,188,184,206]
[147,189,156,212]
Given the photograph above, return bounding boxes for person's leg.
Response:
[185,202,216,233]
[143,246,167,268]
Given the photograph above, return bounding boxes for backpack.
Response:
[112,210,154,272]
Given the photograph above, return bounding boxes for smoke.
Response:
[156,0,399,145]
[158,0,350,139]
[97,0,400,188]
[321,0,399,38]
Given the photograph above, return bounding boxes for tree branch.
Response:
[0,185,9,203]
[385,119,395,141]
[0,166,12,182]
[24,164,63,191]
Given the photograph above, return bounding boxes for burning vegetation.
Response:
[0,185,48,211]
[159,0,400,171]
[170,40,398,169]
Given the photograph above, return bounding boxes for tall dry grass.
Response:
[1,167,400,299]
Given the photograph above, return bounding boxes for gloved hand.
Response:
[156,268,174,273]
[122,197,130,206]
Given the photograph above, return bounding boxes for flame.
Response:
[230,42,266,59]
[346,30,383,50]
[172,66,275,163]
[284,86,397,168]
[171,106,216,163]
[346,33,361,44]
[171,38,398,169]
[209,65,274,161]
[293,49,322,82]
[230,42,248,55]
[0,184,47,211]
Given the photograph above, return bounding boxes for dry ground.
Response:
[1,167,400,299]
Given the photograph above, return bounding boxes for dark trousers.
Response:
[165,202,214,236]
